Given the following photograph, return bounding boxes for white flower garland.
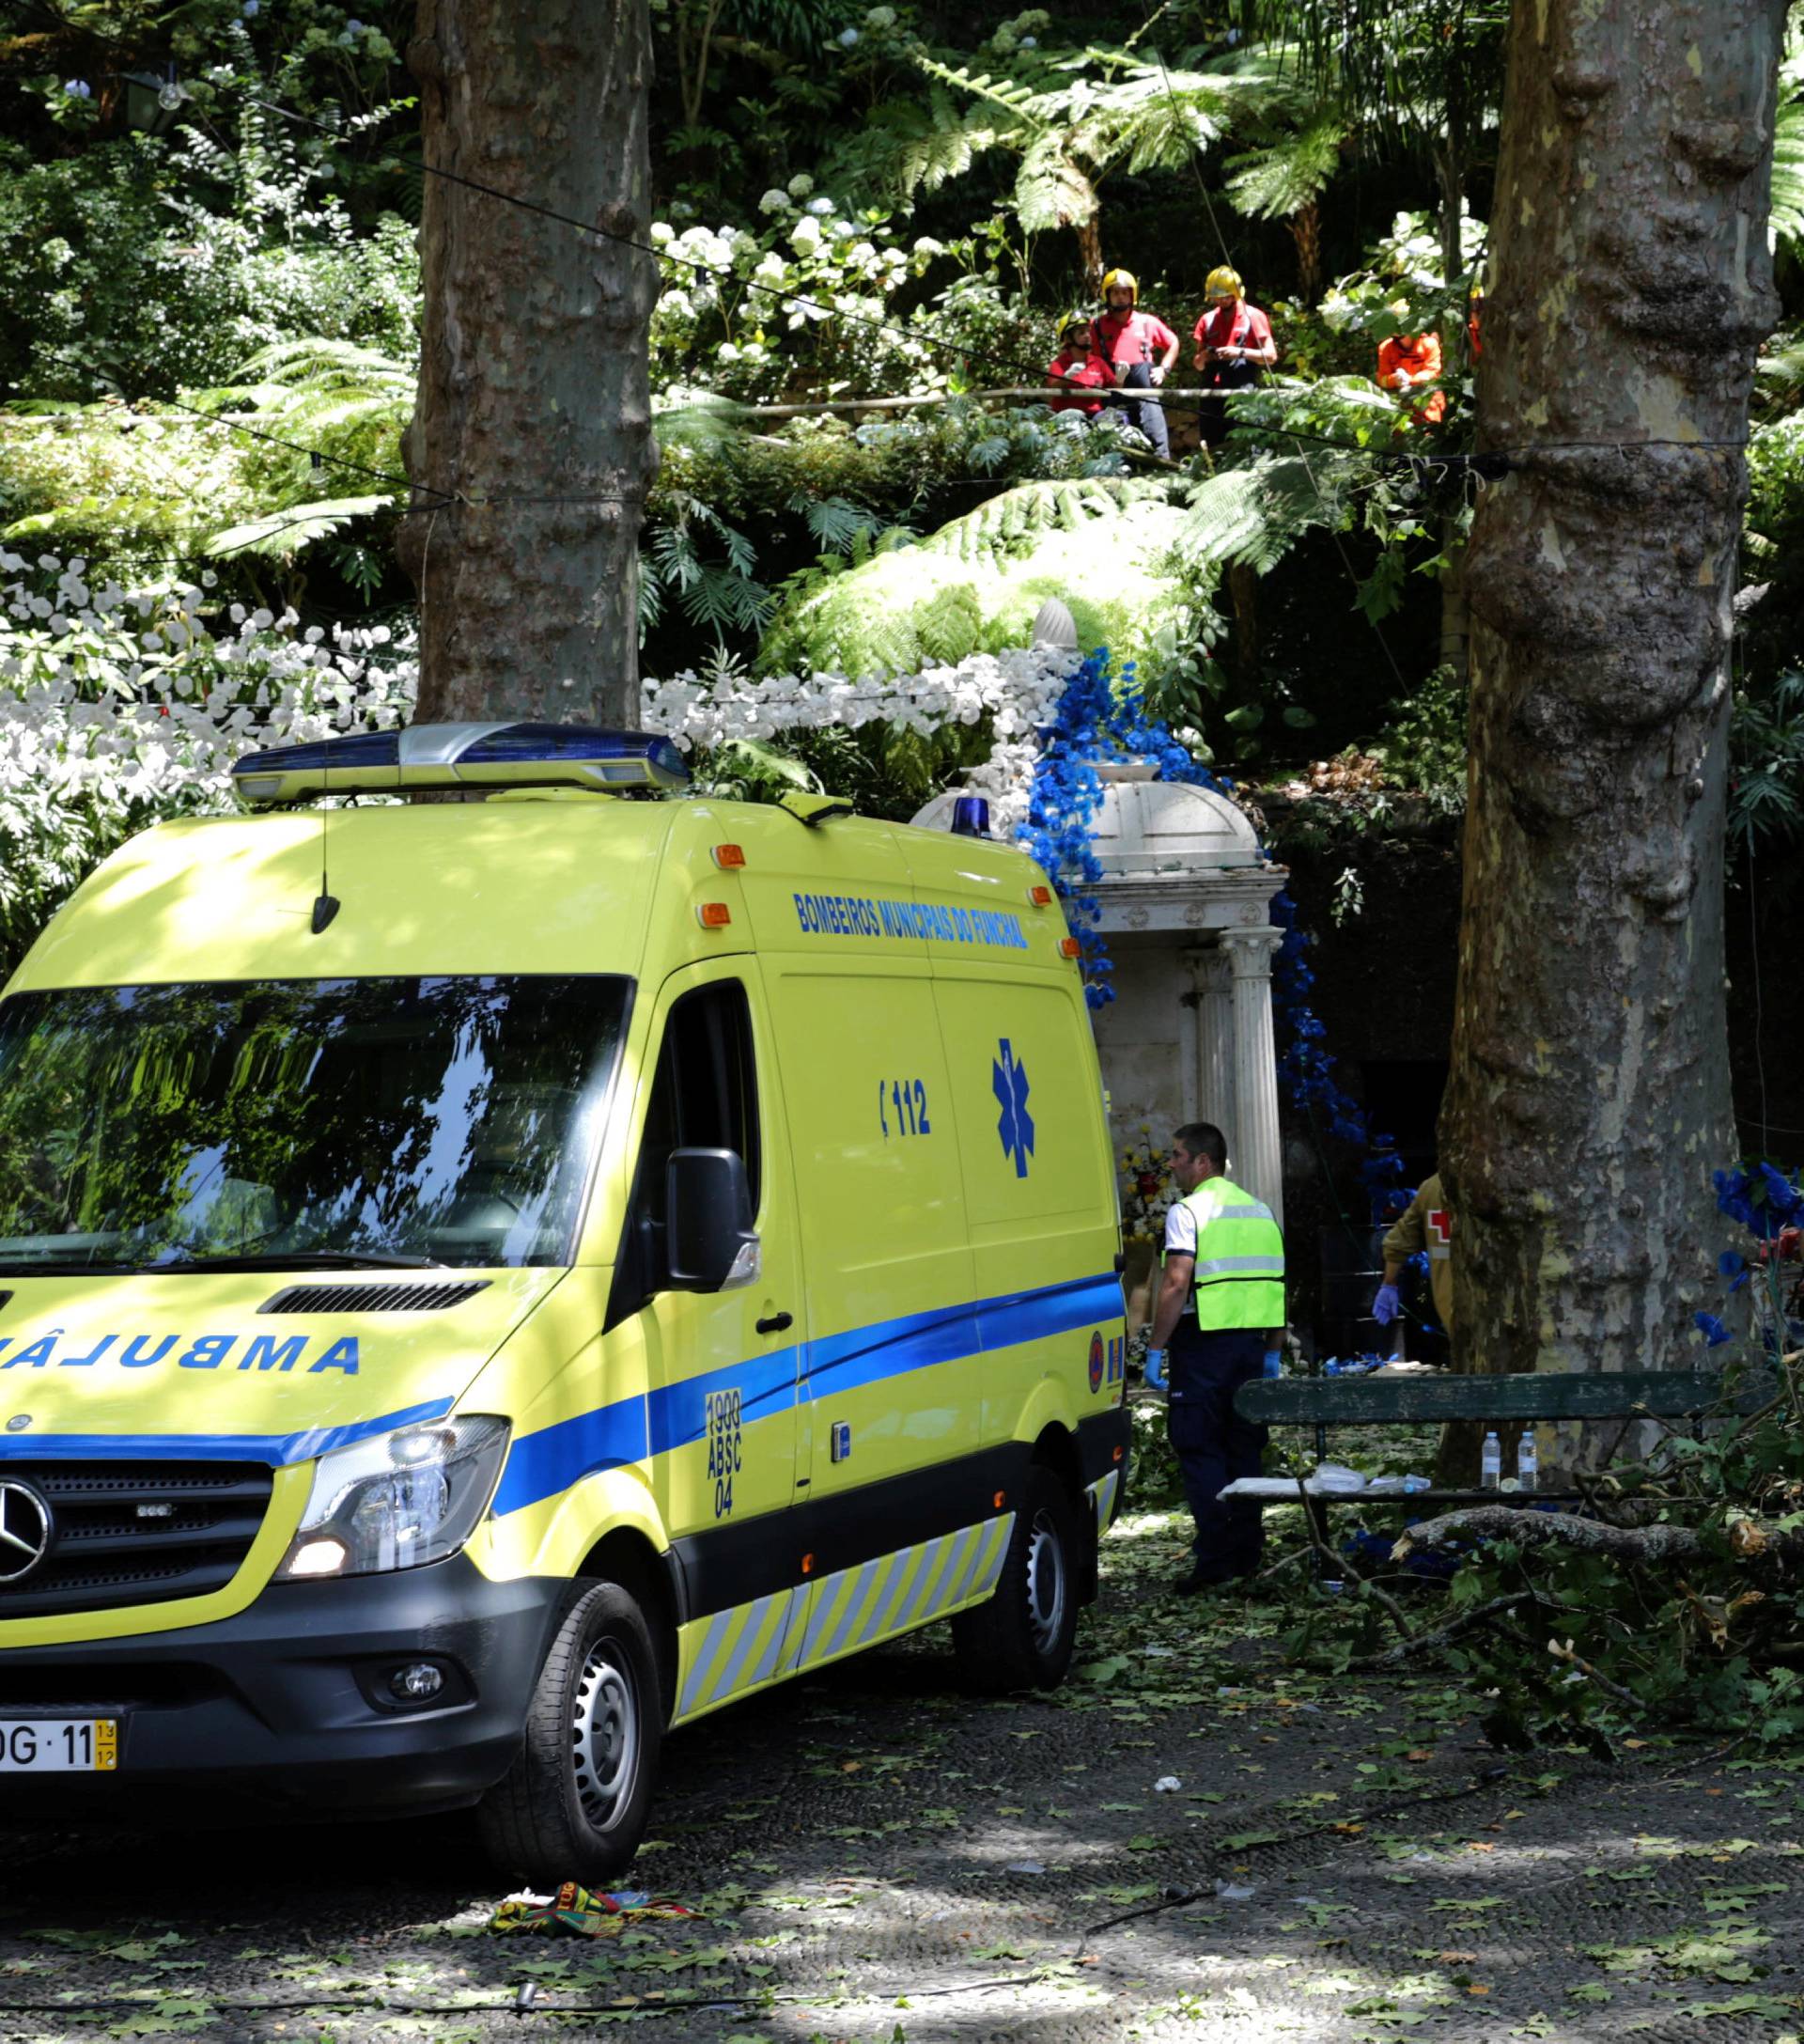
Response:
[0,555,1076,907]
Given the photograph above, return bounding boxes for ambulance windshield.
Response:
[0,975,630,1272]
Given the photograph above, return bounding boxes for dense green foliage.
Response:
[5,0,1798,788]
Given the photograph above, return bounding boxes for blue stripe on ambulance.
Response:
[491,1271,1123,1518]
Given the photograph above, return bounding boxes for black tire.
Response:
[477,1581,661,1885]
[951,1464,1081,1693]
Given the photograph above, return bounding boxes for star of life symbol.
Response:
[992,1038,1034,1178]
[0,1479,52,1583]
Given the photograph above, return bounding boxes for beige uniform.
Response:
[1382,1172,1453,1333]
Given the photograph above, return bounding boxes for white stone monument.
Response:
[909,772,1289,1225]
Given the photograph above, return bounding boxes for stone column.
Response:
[1221,928,1284,1231]
[1188,947,1236,1146]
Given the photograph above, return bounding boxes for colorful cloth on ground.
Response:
[489,1884,696,1938]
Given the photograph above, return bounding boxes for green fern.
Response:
[1224,112,1346,218]
[1772,8,1804,245]
[908,53,1046,126]
[1015,133,1098,230]
[204,495,395,559]
[1176,454,1340,573]
[915,582,986,663]
[924,476,1156,564]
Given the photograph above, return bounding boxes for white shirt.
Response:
[1163,1200,1197,1257]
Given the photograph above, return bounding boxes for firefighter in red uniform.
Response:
[1046,315,1117,419]
[1090,268,1179,458]
[1192,264,1276,448]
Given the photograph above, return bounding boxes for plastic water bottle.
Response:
[1481,1431,1501,1490]
[1517,1431,1537,1492]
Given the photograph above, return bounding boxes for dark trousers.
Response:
[1167,1325,1267,1580]
[1106,362,1171,458]
[1198,366,1261,449]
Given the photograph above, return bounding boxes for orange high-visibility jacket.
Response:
[1376,332,1446,423]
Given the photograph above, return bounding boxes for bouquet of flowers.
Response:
[1118,1127,1174,1246]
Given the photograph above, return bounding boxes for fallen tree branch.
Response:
[1295,1474,1415,1640]
[1392,1506,1804,1569]
[1547,1636,1646,1712]
[1349,1590,1550,1668]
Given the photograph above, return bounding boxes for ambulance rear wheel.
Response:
[951,1465,1080,1693]
[477,1581,661,1885]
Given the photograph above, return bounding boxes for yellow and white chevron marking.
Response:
[674,1587,801,1722]
[797,1512,1014,1675]
[671,1515,1015,1725]
[1086,1468,1121,1537]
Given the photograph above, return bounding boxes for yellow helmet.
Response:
[1059,312,1093,347]
[1100,267,1138,303]
[1205,264,1243,301]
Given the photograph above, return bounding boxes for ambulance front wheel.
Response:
[477,1581,661,1885]
[951,1465,1081,1693]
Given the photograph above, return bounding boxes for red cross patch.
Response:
[1427,1209,1452,1247]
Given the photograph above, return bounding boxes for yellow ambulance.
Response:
[0,724,1128,1876]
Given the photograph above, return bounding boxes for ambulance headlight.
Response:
[276,1415,510,1579]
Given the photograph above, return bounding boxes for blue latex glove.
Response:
[1372,1282,1402,1326]
[1143,1349,1167,1391]
[1263,1348,1283,1379]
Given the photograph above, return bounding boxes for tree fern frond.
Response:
[1224,112,1345,218]
[1175,455,1334,574]
[204,495,394,559]
[1015,134,1096,230]
[908,52,1048,129]
[794,493,884,553]
[1772,96,1804,251]
[925,476,1159,564]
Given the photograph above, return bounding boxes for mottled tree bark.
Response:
[400,0,659,725]
[1442,0,1786,1408]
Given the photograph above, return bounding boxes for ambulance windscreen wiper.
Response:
[149,1249,449,1272]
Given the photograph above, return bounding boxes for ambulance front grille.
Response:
[0,1460,274,1619]
[258,1280,490,1314]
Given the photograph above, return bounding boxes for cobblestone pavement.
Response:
[1,1507,1799,2043]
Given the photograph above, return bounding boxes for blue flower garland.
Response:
[1018,648,1408,1227]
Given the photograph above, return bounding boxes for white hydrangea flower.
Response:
[786,172,815,197]
[758,188,793,213]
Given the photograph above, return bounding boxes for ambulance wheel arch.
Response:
[574,1527,679,1727]
[951,1460,1082,1693]
[1025,1420,1099,1605]
[474,1469,680,1724]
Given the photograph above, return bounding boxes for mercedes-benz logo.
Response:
[0,1480,52,1584]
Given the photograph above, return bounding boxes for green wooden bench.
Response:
[1232,1366,1773,1507]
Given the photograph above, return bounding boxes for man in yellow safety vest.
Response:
[1144,1121,1285,1593]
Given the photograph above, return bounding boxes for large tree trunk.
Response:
[1442,0,1786,1408]
[401,0,660,725]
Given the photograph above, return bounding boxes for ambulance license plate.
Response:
[0,1718,117,1771]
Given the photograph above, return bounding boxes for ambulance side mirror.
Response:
[665,1147,760,1292]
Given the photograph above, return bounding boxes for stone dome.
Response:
[910,772,1265,875]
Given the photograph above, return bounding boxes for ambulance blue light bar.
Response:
[231,722,691,806]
